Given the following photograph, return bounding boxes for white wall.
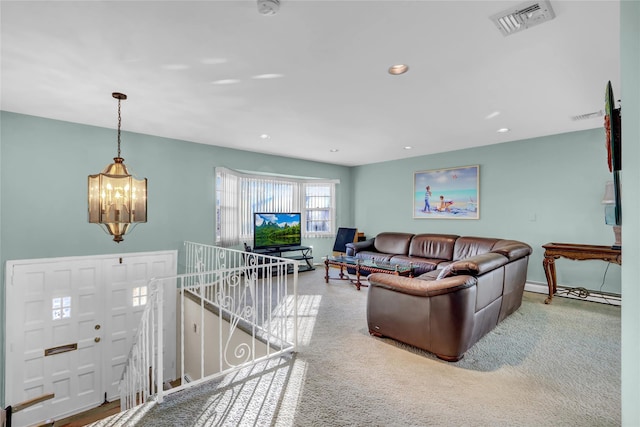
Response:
[182,295,269,381]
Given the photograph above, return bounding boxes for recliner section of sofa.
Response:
[347,232,532,362]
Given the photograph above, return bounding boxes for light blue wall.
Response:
[620,0,640,424]
[352,128,622,293]
[0,112,354,263]
[0,111,354,406]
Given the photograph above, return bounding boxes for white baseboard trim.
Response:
[525,281,621,306]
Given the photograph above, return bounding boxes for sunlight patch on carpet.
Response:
[274,359,309,427]
[270,294,322,346]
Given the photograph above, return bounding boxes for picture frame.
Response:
[413,165,479,219]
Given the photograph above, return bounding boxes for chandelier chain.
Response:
[117,97,122,158]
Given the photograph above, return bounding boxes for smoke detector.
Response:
[490,0,555,36]
[258,0,280,16]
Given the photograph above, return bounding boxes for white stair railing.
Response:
[119,278,164,410]
[119,242,298,411]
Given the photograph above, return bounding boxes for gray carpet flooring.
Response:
[91,268,621,426]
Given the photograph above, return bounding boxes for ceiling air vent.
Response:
[490,0,556,36]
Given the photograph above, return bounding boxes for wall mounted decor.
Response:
[413,165,479,219]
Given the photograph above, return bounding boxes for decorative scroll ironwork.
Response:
[119,242,298,412]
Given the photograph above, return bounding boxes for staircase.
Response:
[118,242,298,413]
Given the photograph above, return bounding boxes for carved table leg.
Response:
[542,255,557,304]
[324,260,329,283]
[338,265,347,279]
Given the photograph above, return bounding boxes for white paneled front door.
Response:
[4,251,176,427]
[102,253,177,400]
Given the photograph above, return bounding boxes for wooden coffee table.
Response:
[324,256,413,290]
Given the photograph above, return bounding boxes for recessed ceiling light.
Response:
[388,64,409,75]
[201,58,228,65]
[485,111,501,120]
[404,146,413,150]
[211,79,240,85]
[260,134,271,140]
[329,148,339,153]
[497,128,510,133]
[252,74,284,79]
[162,64,190,71]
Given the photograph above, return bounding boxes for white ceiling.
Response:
[1,0,620,167]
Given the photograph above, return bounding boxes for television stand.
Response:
[252,245,315,272]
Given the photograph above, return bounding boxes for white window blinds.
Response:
[216,167,337,246]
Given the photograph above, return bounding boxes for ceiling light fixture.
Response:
[330,148,339,153]
[260,134,271,140]
[162,64,190,71]
[88,92,147,243]
[201,58,228,65]
[212,79,240,85]
[388,64,409,75]
[252,74,284,80]
[257,0,279,15]
[497,128,511,133]
[404,146,413,150]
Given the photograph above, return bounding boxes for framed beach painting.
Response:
[413,165,479,219]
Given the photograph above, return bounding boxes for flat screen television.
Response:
[605,80,622,227]
[253,212,302,250]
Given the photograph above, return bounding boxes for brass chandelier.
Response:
[88,92,147,242]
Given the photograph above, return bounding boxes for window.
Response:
[305,183,333,233]
[216,167,338,246]
[52,296,71,320]
[133,286,148,307]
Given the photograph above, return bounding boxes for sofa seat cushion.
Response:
[417,270,441,281]
[373,232,415,255]
[389,255,442,275]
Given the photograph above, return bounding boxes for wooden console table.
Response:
[542,242,621,304]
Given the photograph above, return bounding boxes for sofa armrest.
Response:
[491,240,532,261]
[447,252,509,276]
[367,273,476,297]
[346,238,375,256]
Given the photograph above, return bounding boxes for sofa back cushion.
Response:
[453,236,500,260]
[409,234,458,260]
[374,232,415,255]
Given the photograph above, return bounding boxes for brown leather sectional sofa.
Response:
[345,232,532,362]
